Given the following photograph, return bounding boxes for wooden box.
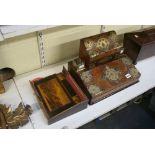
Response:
[69,56,141,105]
[0,80,5,94]
[30,67,88,125]
[124,28,155,64]
[79,31,123,68]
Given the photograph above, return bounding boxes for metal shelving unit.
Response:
[0,25,59,41]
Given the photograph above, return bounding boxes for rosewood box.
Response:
[30,67,88,125]
[124,28,155,64]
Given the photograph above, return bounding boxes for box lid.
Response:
[79,31,123,65]
[124,28,155,46]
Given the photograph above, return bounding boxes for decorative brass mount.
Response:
[0,103,32,129]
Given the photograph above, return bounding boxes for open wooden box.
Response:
[30,67,88,125]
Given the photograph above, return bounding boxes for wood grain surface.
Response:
[78,56,140,99]
[37,77,71,112]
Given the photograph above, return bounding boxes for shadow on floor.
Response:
[79,92,155,129]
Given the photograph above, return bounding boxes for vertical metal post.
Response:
[0,30,4,41]
[100,25,106,33]
[141,25,144,30]
[37,31,46,67]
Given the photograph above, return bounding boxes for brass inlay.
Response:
[96,38,110,51]
[88,50,99,58]
[88,85,102,96]
[129,67,139,78]
[84,39,95,51]
[81,71,93,83]
[104,66,121,81]
[121,57,132,66]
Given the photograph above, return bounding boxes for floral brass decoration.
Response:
[0,103,32,129]
[88,85,103,96]
[80,70,93,83]
[109,31,117,42]
[121,57,132,66]
[109,31,119,47]
[72,58,85,71]
[129,67,139,78]
[84,31,122,60]
[104,66,121,81]
[88,50,99,58]
[84,39,95,51]
[96,38,110,51]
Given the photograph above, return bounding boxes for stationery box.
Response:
[79,31,123,68]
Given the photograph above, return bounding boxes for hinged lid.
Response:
[79,31,123,67]
[124,28,155,46]
[124,28,155,64]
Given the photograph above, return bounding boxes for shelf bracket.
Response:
[0,30,4,41]
[37,31,46,67]
[100,25,106,33]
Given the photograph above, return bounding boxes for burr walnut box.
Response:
[30,67,88,125]
[79,31,123,68]
[124,28,155,64]
[69,56,141,105]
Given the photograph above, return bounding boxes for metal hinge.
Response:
[37,31,46,67]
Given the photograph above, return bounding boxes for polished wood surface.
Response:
[63,66,87,101]
[76,56,140,104]
[124,28,155,64]
[37,75,71,112]
[57,73,81,104]
[32,69,88,125]
[0,110,6,129]
[79,31,122,67]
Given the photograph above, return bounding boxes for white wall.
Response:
[0,25,153,75]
